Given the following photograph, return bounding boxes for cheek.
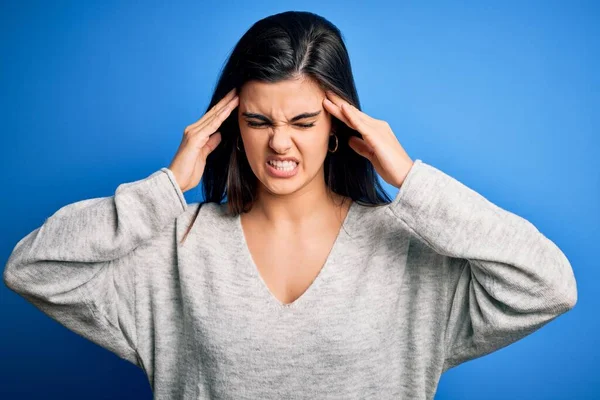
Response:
[314,128,333,152]
[294,135,330,167]
[238,130,269,171]
[295,126,330,152]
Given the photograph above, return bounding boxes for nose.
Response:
[268,127,293,153]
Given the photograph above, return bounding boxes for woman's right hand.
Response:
[168,88,239,193]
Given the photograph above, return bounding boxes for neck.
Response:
[251,174,349,230]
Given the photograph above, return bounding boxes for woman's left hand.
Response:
[323,90,415,189]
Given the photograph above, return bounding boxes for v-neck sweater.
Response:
[3,159,577,399]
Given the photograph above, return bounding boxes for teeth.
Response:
[268,160,297,167]
[268,160,298,171]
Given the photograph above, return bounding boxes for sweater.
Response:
[3,159,577,399]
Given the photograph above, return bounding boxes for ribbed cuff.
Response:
[159,167,188,212]
[387,159,432,225]
[134,168,189,231]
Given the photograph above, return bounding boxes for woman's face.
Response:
[237,77,334,197]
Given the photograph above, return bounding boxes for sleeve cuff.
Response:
[159,167,188,212]
[387,158,435,226]
[133,167,188,231]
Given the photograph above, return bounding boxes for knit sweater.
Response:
[3,159,577,399]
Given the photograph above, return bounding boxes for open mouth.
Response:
[266,160,299,177]
[267,160,298,171]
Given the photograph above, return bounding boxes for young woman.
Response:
[4,10,577,399]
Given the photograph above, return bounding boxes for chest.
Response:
[244,227,338,306]
[141,209,447,397]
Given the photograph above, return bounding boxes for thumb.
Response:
[348,136,373,160]
[200,132,222,159]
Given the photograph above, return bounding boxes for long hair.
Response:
[180,10,393,245]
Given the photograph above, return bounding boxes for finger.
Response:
[195,95,239,136]
[325,90,371,124]
[348,136,374,160]
[201,88,237,124]
[190,131,222,187]
[324,90,352,111]
[208,88,237,117]
[323,97,353,128]
[324,89,347,104]
[191,88,237,128]
[339,101,366,132]
[199,131,222,160]
[205,95,239,130]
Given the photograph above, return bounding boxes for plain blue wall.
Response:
[1,0,597,399]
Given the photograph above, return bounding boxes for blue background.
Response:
[1,0,598,398]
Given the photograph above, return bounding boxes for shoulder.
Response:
[174,201,234,239]
[350,200,437,257]
[350,201,396,236]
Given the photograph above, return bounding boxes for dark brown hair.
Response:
[180,11,393,245]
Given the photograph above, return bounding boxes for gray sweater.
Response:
[3,159,577,399]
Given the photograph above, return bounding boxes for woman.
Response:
[3,10,577,399]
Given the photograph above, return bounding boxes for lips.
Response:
[265,160,299,178]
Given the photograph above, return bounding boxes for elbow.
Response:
[3,232,36,294]
[3,245,31,295]
[3,264,20,295]
[562,279,578,311]
[2,265,11,291]
[560,254,578,311]
[3,257,21,293]
[549,260,578,314]
[552,285,577,315]
[540,242,578,314]
[3,251,16,290]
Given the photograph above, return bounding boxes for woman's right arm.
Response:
[3,86,238,367]
[2,167,187,367]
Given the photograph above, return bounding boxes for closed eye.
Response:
[247,122,315,128]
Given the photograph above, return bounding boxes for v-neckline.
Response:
[236,200,356,311]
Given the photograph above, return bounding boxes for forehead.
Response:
[239,78,324,116]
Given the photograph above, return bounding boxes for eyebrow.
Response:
[241,110,321,123]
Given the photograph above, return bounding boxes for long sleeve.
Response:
[3,167,188,367]
[386,159,577,373]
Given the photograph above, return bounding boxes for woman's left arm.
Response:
[322,92,577,372]
[387,159,577,372]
